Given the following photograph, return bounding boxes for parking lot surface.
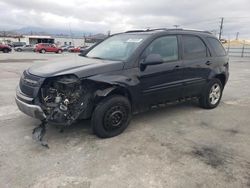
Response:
[0,52,250,188]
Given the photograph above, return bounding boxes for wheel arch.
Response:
[95,85,132,105]
[214,73,226,88]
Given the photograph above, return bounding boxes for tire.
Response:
[40,49,46,53]
[91,95,131,138]
[3,48,9,53]
[17,48,22,52]
[57,49,62,54]
[199,78,223,109]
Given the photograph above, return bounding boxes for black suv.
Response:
[16,29,229,138]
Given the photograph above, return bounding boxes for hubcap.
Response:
[103,105,127,131]
[209,83,221,105]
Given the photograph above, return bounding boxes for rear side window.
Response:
[143,36,178,62]
[207,37,226,56]
[182,35,207,59]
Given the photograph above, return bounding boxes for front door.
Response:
[139,35,183,105]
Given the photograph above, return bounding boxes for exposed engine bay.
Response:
[40,75,93,125]
[31,75,114,147]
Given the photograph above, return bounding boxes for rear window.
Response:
[207,37,226,56]
[183,35,208,59]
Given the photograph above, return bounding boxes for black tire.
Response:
[199,78,223,109]
[57,49,62,54]
[91,95,131,138]
[3,48,9,53]
[17,48,22,52]
[40,49,46,53]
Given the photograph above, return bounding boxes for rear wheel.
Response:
[40,49,46,53]
[199,78,223,109]
[57,49,62,54]
[91,95,131,138]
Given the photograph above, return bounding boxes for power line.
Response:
[181,18,219,26]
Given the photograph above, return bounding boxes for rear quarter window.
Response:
[207,37,226,56]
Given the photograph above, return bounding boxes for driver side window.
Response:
[143,36,178,62]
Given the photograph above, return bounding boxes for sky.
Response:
[0,0,250,38]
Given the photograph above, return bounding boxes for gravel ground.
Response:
[0,52,250,188]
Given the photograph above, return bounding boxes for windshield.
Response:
[86,34,148,61]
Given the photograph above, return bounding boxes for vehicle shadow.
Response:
[45,99,201,141]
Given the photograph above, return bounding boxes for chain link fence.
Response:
[223,41,250,57]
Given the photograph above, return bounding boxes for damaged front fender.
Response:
[85,71,141,110]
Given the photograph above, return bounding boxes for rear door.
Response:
[181,35,212,97]
[139,35,183,105]
[25,45,32,51]
[47,44,55,52]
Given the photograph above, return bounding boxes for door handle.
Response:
[205,61,212,65]
[174,65,180,69]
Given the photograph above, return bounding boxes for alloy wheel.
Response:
[209,83,221,105]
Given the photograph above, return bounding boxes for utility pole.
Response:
[107,30,111,36]
[236,32,239,40]
[219,17,224,40]
[241,40,245,57]
[173,25,180,29]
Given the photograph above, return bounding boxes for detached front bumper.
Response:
[15,87,46,120]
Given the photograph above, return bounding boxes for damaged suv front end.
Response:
[15,49,132,145]
[16,68,118,126]
[15,67,123,147]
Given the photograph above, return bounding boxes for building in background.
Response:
[18,35,54,44]
[54,36,85,47]
[0,34,100,47]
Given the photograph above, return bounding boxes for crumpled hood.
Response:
[28,56,124,78]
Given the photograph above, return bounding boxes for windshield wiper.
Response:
[88,56,105,60]
[86,56,122,61]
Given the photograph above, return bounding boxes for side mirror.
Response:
[79,49,90,56]
[142,54,164,66]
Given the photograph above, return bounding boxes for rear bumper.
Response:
[15,86,46,120]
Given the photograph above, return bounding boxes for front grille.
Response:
[19,71,42,97]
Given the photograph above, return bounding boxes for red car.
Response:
[0,44,12,53]
[35,43,62,53]
[68,46,81,53]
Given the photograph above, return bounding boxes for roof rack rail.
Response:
[180,28,212,34]
[125,29,148,33]
[125,28,179,33]
[125,28,212,34]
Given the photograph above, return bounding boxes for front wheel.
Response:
[91,95,131,138]
[199,78,223,109]
[3,48,9,53]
